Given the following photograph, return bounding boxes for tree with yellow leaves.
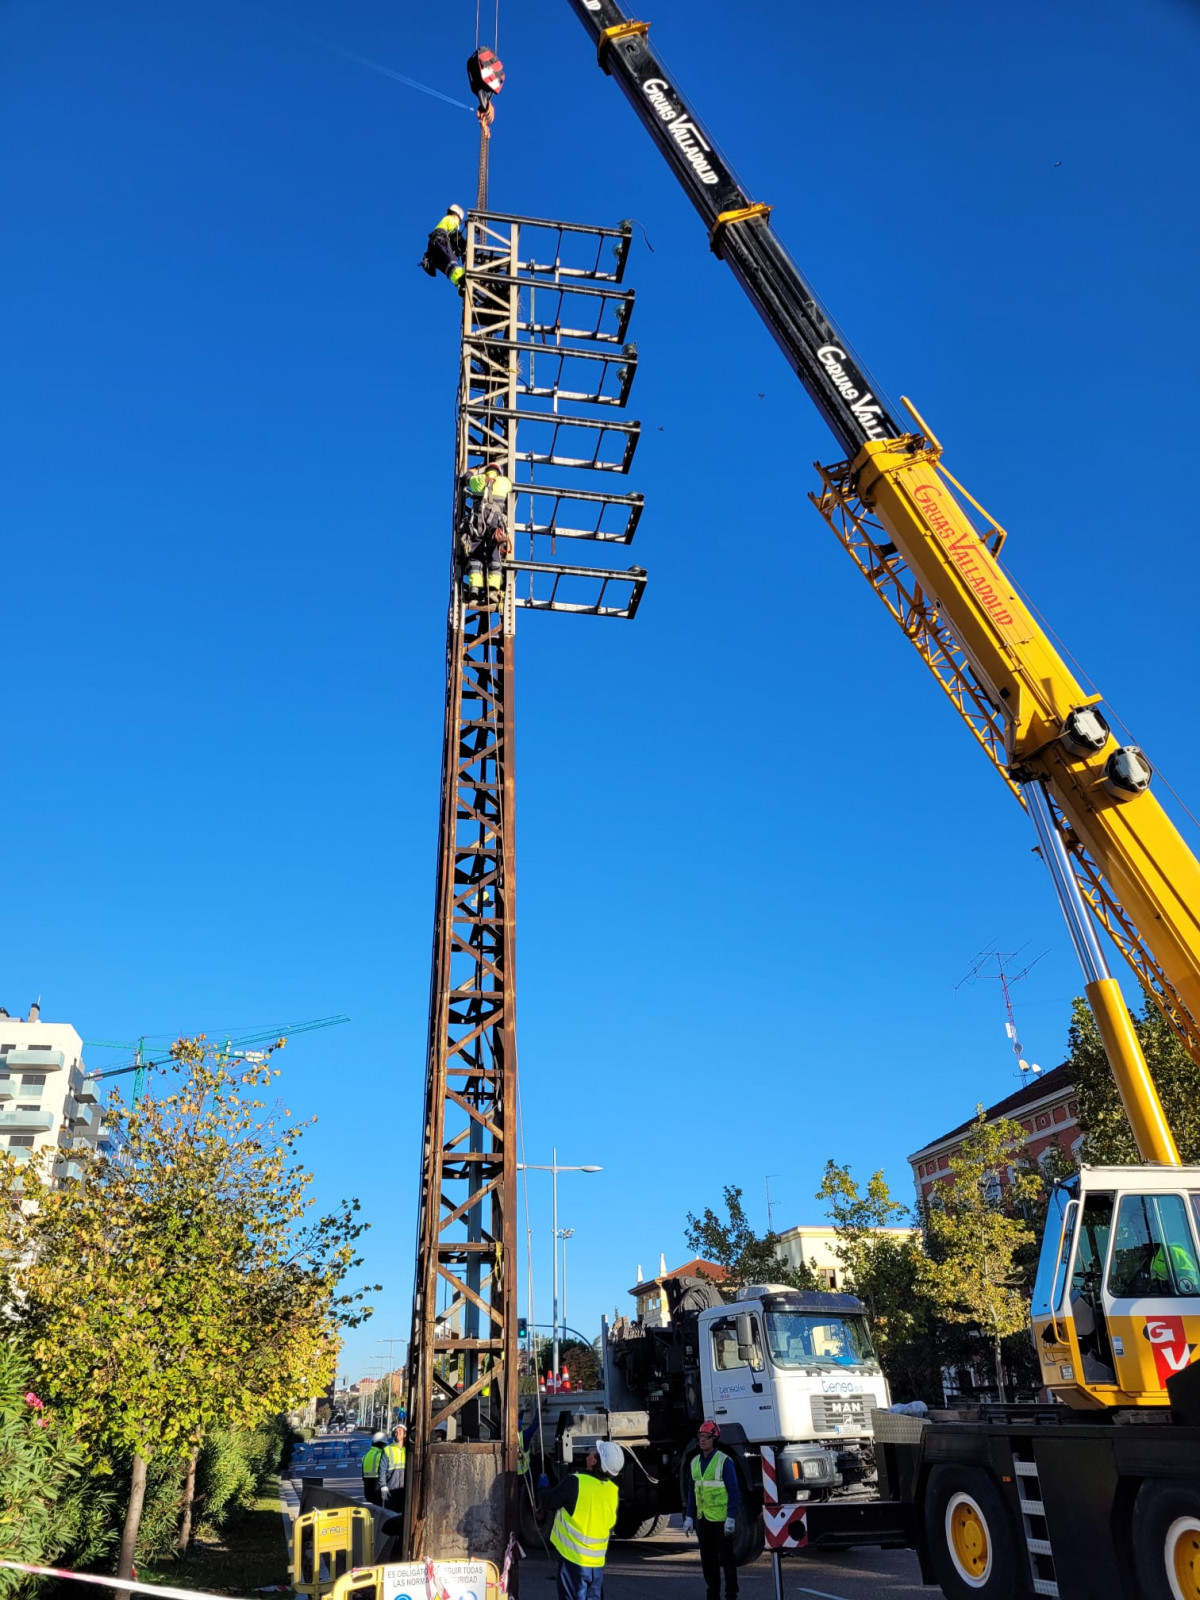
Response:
[1,1036,376,1580]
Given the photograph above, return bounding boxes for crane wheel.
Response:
[922,1464,1020,1600]
[1132,1478,1200,1600]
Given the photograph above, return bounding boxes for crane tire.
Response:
[923,1464,1022,1600]
[1132,1477,1200,1600]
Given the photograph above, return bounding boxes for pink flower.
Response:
[23,1392,43,1410]
[35,1418,48,1428]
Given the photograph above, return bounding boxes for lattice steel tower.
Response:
[405,212,646,1566]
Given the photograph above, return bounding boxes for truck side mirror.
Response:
[736,1313,754,1364]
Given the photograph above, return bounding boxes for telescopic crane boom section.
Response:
[566,0,1200,1171]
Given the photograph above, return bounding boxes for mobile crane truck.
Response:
[561,3,1200,1598]
[519,1275,890,1567]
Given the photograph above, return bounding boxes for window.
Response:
[1072,1193,1113,1301]
[983,1171,1003,1204]
[818,1268,838,1290]
[764,1311,876,1368]
[0,1044,14,1054]
[16,1105,40,1113]
[710,1316,764,1372]
[1108,1194,1200,1298]
[8,1136,33,1149]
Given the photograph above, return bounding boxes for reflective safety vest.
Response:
[550,1474,619,1569]
[384,1443,406,1488]
[362,1445,384,1479]
[466,470,512,503]
[692,1450,730,1522]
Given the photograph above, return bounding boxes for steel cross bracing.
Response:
[810,460,1200,1064]
[405,211,646,1566]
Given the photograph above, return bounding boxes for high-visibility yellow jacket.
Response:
[550,1475,618,1569]
[691,1450,730,1522]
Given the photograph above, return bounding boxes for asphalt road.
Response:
[522,1525,928,1599]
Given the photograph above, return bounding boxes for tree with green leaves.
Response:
[684,1185,819,1294]
[815,1162,941,1401]
[2,1036,376,1583]
[1066,994,1200,1164]
[919,1111,1041,1401]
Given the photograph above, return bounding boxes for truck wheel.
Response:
[1132,1478,1200,1600]
[634,1516,668,1539]
[732,1512,765,1566]
[923,1464,1020,1600]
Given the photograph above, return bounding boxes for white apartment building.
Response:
[0,1003,104,1179]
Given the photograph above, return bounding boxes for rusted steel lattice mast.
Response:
[405,208,647,1567]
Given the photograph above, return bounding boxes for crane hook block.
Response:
[467,47,505,102]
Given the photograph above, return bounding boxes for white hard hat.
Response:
[372,1430,387,1443]
[595,1441,624,1477]
[449,203,465,221]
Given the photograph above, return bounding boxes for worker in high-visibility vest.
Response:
[540,1439,624,1600]
[420,204,467,293]
[682,1420,742,1600]
[360,1430,388,1506]
[382,1423,407,1511]
[461,464,512,601]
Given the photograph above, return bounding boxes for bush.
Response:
[0,1341,116,1590]
[194,1419,288,1539]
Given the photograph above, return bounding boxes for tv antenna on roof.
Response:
[956,943,1049,1079]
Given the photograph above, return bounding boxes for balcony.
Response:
[53,1158,83,1182]
[3,1050,64,1073]
[0,1079,14,1103]
[0,1110,55,1134]
[70,1067,99,1105]
[3,1148,31,1165]
[69,1102,101,1137]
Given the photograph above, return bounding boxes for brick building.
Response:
[907,1062,1081,1203]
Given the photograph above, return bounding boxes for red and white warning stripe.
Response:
[760,1444,808,1551]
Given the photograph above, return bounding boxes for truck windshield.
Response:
[764,1312,876,1368]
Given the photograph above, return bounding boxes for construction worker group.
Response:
[532,1417,740,1600]
[360,1422,406,1511]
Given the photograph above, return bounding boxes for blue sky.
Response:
[5,0,1200,1383]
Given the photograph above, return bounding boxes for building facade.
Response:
[775,1223,918,1290]
[0,1005,105,1179]
[627,1258,727,1326]
[907,1062,1080,1204]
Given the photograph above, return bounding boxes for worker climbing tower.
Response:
[404,76,646,1565]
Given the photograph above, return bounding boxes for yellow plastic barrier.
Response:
[330,1558,501,1600]
[291,1507,376,1598]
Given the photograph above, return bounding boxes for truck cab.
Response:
[697,1286,890,1496]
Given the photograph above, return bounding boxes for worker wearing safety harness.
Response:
[420,204,466,293]
[683,1420,741,1600]
[461,463,512,602]
[360,1430,388,1507]
[541,1439,624,1600]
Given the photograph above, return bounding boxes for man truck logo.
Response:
[815,346,888,440]
[640,79,720,185]
[911,482,1016,627]
[1146,1314,1195,1386]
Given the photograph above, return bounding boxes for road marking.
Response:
[795,1588,854,1600]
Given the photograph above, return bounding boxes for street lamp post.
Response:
[517,1149,601,1385]
[558,1228,575,1367]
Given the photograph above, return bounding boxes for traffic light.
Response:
[517,1317,528,1340]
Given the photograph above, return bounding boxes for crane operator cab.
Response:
[1032,1166,1200,1409]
